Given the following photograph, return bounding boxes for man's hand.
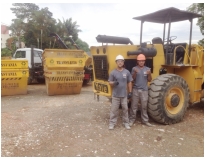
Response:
[146,69,151,75]
[132,68,138,80]
[127,92,132,99]
[109,81,119,86]
[147,69,152,82]
[134,68,138,73]
[113,81,119,86]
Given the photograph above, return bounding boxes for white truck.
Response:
[12,47,45,84]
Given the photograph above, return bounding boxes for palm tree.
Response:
[65,18,81,41]
[54,18,81,49]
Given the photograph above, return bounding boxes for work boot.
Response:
[109,125,114,130]
[129,121,134,127]
[124,123,131,130]
[143,122,154,127]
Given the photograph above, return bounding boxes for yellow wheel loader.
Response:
[90,7,204,124]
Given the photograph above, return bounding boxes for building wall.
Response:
[1,34,10,48]
[1,25,10,48]
[1,25,9,34]
[1,24,26,49]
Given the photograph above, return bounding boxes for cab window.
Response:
[15,51,26,58]
[34,50,42,57]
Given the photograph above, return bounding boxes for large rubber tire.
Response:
[148,74,190,124]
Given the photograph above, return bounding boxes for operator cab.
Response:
[133,7,202,66]
[152,36,188,65]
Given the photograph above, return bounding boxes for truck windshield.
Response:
[14,51,26,58]
[34,50,42,57]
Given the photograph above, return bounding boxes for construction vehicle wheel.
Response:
[83,79,90,85]
[28,77,32,85]
[37,78,45,84]
[148,74,190,124]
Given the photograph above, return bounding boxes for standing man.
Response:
[108,55,133,130]
[129,54,154,127]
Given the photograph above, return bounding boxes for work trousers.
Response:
[129,88,149,123]
[109,96,129,126]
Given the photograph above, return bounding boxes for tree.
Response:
[187,3,204,46]
[64,18,81,41]
[8,3,89,50]
[9,3,39,48]
[54,18,82,49]
[76,38,90,52]
[6,37,18,54]
[9,19,25,48]
[1,48,12,57]
[10,3,56,49]
[10,3,39,21]
[24,7,56,49]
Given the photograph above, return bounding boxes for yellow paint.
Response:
[1,59,28,69]
[43,49,91,96]
[1,60,29,96]
[1,77,28,96]
[90,44,165,98]
[44,70,84,77]
[165,86,184,114]
[90,42,204,104]
[1,69,29,78]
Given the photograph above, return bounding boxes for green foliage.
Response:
[9,19,25,48]
[6,37,17,53]
[1,48,12,57]
[23,7,56,48]
[56,18,81,41]
[198,38,204,46]
[51,18,82,49]
[9,3,89,50]
[76,38,90,52]
[187,3,204,46]
[11,3,39,20]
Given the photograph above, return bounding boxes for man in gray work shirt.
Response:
[108,55,133,130]
[129,54,154,127]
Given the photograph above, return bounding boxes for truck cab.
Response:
[13,47,44,84]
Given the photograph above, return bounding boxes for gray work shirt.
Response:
[131,66,150,91]
[108,68,133,98]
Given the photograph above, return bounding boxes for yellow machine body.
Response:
[91,43,204,104]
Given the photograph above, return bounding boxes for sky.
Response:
[1,1,204,47]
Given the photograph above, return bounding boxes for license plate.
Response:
[94,82,108,93]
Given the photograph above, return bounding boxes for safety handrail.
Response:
[193,44,204,63]
[173,45,190,65]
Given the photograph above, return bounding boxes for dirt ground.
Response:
[1,82,204,157]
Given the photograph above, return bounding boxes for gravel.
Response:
[1,83,204,157]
